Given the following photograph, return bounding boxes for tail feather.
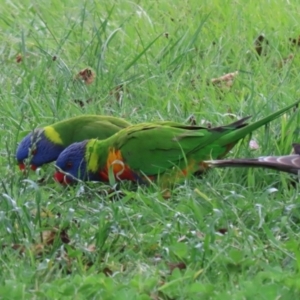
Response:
[218,99,300,146]
[206,155,300,175]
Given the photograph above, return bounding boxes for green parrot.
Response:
[16,115,131,170]
[54,100,300,185]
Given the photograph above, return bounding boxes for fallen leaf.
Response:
[162,189,171,200]
[75,68,95,85]
[168,262,186,273]
[86,244,96,252]
[16,54,22,63]
[42,227,70,245]
[211,71,239,88]
[32,244,45,256]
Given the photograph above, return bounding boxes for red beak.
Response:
[18,163,37,171]
[54,171,72,185]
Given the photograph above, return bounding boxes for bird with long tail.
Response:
[16,115,131,171]
[54,100,300,186]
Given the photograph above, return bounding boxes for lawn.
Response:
[1,0,300,299]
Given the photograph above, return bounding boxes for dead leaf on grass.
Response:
[75,67,96,85]
[16,54,22,63]
[168,262,187,273]
[42,227,70,245]
[162,189,171,200]
[210,71,239,88]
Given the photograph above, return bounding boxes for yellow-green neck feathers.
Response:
[44,126,63,144]
[85,139,100,173]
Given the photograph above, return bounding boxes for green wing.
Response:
[51,115,131,146]
[114,124,222,175]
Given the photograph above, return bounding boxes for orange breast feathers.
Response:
[99,148,136,181]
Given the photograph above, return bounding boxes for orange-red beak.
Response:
[18,162,37,171]
[54,171,72,185]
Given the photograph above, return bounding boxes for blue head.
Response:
[54,141,100,184]
[16,129,65,170]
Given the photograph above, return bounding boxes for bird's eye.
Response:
[66,162,72,169]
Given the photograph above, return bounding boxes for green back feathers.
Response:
[84,100,300,176]
[44,115,131,146]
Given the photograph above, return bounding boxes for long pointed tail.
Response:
[205,155,300,175]
[219,99,300,146]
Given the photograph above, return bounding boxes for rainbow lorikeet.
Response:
[54,100,300,185]
[205,143,300,174]
[16,115,131,171]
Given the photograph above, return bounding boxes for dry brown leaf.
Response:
[76,68,96,85]
[162,189,171,200]
[86,244,96,252]
[211,71,239,88]
[32,244,45,256]
[42,227,70,245]
[168,262,187,273]
[16,54,22,63]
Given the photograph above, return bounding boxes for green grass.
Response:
[1,0,300,299]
